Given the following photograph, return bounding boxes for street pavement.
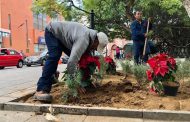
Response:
[0,64,66,102]
[0,110,185,122]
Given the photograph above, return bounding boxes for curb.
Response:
[143,109,190,121]
[1,102,190,121]
[88,107,142,118]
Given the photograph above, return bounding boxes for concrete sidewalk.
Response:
[0,64,66,104]
[0,110,187,122]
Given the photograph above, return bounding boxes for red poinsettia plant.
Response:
[104,56,116,75]
[62,53,100,98]
[78,53,100,87]
[146,53,178,94]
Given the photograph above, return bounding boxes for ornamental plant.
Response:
[78,54,100,87]
[121,60,133,78]
[175,60,190,86]
[133,64,149,84]
[104,56,116,75]
[62,53,100,98]
[98,56,108,78]
[146,53,178,94]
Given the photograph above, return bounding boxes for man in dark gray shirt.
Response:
[33,21,108,102]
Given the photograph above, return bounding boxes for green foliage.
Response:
[83,0,132,39]
[135,0,190,39]
[133,64,149,82]
[61,70,82,97]
[175,60,190,81]
[83,0,98,11]
[98,56,108,78]
[32,0,84,20]
[159,0,183,15]
[150,81,164,95]
[120,60,133,76]
[106,62,116,75]
[136,0,183,15]
[32,0,190,40]
[32,0,66,18]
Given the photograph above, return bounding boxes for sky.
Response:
[73,0,83,7]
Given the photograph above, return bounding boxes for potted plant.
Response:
[146,53,179,96]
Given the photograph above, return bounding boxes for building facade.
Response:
[0,0,63,55]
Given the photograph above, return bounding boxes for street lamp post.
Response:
[69,1,95,29]
[90,10,95,29]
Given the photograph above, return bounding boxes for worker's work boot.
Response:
[33,91,52,103]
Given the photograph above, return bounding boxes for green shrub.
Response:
[133,64,149,83]
[120,60,133,78]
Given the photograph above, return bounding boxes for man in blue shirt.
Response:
[130,11,152,64]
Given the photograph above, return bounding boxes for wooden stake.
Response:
[143,19,150,56]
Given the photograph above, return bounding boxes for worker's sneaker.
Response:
[33,91,52,103]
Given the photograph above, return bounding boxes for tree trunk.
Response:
[183,0,190,18]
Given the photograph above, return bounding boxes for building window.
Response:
[33,13,39,29]
[34,44,39,53]
[34,43,47,53]
[42,14,47,29]
[33,13,46,30]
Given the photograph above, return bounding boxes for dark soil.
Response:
[21,74,190,111]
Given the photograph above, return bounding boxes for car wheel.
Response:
[0,67,5,70]
[41,59,46,66]
[26,64,31,67]
[17,60,23,68]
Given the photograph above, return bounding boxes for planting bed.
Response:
[20,74,190,111]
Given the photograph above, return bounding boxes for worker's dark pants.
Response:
[37,28,70,93]
[133,41,149,64]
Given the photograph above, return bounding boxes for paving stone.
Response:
[57,114,87,122]
[0,96,17,103]
[84,116,143,122]
[144,119,188,122]
[25,115,48,122]
[0,110,34,122]
[5,88,35,98]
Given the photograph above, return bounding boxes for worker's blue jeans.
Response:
[37,28,70,93]
[133,41,149,64]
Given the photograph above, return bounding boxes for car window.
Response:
[40,50,48,57]
[0,50,4,55]
[14,50,19,55]
[9,50,19,55]
[0,49,8,55]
